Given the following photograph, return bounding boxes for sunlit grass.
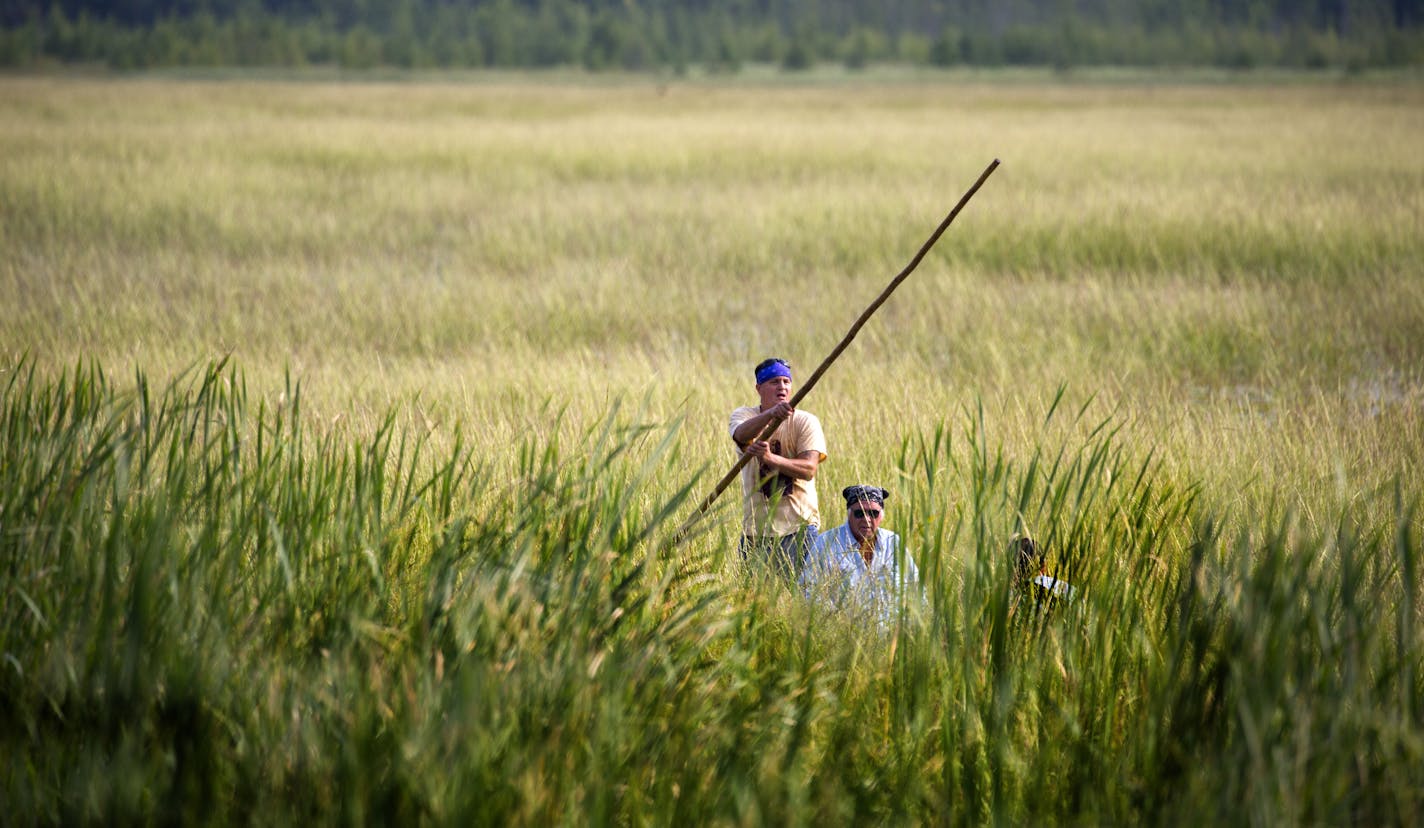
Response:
[2,74,1419,524]
[1,73,1422,822]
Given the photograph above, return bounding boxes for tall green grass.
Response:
[2,75,1421,823]
[4,359,1419,823]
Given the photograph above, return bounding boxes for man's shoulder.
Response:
[729,405,759,425]
[789,410,826,447]
[879,528,907,551]
[880,530,916,573]
[791,409,822,425]
[809,525,855,567]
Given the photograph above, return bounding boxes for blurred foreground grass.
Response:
[1,358,1419,823]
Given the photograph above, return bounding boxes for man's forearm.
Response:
[760,453,818,481]
[732,411,776,445]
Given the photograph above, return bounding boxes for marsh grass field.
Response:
[2,71,1423,823]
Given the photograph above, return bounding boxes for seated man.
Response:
[802,485,920,626]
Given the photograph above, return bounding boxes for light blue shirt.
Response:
[802,524,920,626]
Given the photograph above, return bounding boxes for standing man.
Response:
[729,357,827,576]
[803,485,920,625]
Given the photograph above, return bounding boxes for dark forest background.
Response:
[2,0,1422,71]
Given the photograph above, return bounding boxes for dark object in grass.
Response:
[1013,535,1076,616]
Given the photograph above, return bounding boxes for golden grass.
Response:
[2,74,1421,535]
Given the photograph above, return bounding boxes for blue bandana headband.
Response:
[755,361,792,385]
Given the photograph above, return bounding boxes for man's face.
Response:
[847,499,884,543]
[757,375,792,409]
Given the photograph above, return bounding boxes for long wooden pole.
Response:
[672,158,1001,545]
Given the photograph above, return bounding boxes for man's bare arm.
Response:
[732,402,793,446]
[749,448,820,481]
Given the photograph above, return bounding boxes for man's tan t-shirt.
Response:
[728,407,827,537]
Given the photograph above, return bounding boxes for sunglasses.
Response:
[851,508,882,519]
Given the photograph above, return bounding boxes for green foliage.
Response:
[3,0,1424,70]
[781,35,814,71]
[2,358,1420,822]
[929,26,962,66]
[840,27,886,70]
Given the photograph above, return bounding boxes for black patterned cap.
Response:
[842,485,888,506]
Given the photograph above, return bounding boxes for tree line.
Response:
[2,0,1421,71]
